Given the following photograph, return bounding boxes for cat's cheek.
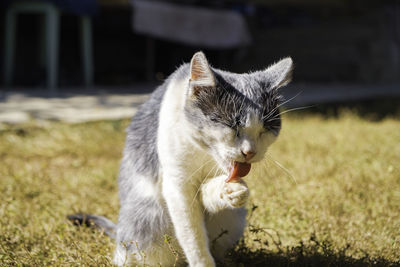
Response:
[205,129,235,156]
[192,127,218,151]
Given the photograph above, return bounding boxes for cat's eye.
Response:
[210,117,219,123]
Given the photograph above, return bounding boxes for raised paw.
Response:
[220,180,249,208]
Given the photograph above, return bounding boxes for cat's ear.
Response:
[263,57,293,89]
[189,52,216,96]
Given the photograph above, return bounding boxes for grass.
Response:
[1,111,399,266]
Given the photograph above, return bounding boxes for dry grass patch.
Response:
[0,112,399,266]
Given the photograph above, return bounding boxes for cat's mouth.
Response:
[225,161,251,183]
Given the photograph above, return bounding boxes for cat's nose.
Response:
[241,150,256,161]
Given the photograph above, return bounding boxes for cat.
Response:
[68,51,293,267]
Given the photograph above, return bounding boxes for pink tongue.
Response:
[225,162,252,183]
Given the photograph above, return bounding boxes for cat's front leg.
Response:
[162,173,215,267]
[201,176,249,213]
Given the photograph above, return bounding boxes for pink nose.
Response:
[241,150,256,160]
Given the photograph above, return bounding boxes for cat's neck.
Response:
[157,73,220,180]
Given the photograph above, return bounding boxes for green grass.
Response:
[1,112,399,266]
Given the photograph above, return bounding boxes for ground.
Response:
[0,111,399,266]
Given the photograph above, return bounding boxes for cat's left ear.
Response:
[263,57,293,89]
[189,52,216,96]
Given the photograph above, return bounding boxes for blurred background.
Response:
[0,0,399,122]
[1,2,400,265]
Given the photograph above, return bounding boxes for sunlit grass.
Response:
[0,112,399,266]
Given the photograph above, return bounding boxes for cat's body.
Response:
[69,52,293,267]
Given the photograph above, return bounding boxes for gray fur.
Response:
[67,213,116,238]
[119,60,288,188]
[115,195,171,251]
[185,69,283,137]
[118,83,166,200]
[68,53,293,265]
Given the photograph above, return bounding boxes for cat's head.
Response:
[184,52,292,173]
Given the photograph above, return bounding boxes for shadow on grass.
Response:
[218,206,399,267]
[222,238,399,267]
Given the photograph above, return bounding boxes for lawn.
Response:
[0,111,399,266]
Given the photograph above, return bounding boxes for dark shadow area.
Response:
[286,97,400,121]
[222,243,399,267]
[218,228,400,267]
[217,207,400,267]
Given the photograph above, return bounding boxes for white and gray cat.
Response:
[69,52,293,266]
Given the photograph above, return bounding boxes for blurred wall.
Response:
[239,0,399,83]
[0,0,398,87]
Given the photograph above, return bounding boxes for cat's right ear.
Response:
[189,52,216,96]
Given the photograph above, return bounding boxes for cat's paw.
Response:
[220,180,249,208]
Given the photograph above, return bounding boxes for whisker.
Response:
[278,91,303,109]
[277,105,315,117]
[265,118,282,123]
[202,166,225,215]
[190,163,218,209]
[182,156,211,200]
[239,92,246,113]
[264,104,315,124]
[219,81,237,117]
[258,160,273,187]
[260,159,287,200]
[212,163,224,178]
[265,154,297,185]
[185,157,212,181]
[262,91,303,120]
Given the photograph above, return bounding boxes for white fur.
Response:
[157,77,216,267]
[113,85,277,267]
[108,53,293,267]
[151,76,274,267]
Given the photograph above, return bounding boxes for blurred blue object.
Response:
[2,0,98,16]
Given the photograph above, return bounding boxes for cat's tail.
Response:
[67,213,116,239]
